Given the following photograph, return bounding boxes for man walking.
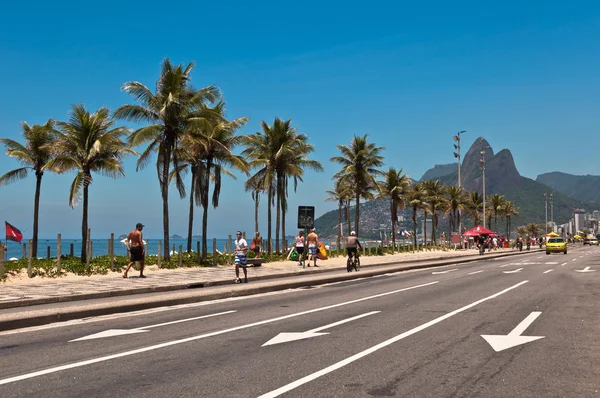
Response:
[306,228,319,267]
[123,222,145,278]
[234,231,248,283]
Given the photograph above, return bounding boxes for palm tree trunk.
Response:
[267,188,273,253]
[390,204,396,253]
[423,211,427,247]
[186,170,195,253]
[337,202,342,252]
[162,147,171,261]
[412,208,417,247]
[432,209,436,245]
[81,181,89,263]
[32,172,42,258]
[275,183,281,253]
[254,191,259,238]
[355,192,360,235]
[346,200,351,236]
[281,191,287,252]
[201,160,212,260]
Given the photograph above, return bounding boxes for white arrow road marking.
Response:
[575,266,596,273]
[543,269,553,274]
[468,270,484,275]
[69,310,237,342]
[432,269,458,275]
[481,311,544,352]
[262,311,380,346]
[503,268,523,274]
[0,281,438,386]
[258,281,529,398]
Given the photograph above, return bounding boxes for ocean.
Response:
[2,238,232,260]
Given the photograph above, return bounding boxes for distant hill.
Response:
[170,234,184,240]
[315,137,600,238]
[421,163,456,181]
[536,172,600,204]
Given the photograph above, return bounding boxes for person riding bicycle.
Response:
[346,231,362,260]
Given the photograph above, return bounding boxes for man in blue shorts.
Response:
[234,231,248,283]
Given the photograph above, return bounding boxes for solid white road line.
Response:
[543,269,553,274]
[258,281,529,398]
[0,281,438,386]
[468,270,484,275]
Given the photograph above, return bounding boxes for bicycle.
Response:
[347,251,360,272]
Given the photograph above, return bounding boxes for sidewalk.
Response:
[0,247,537,331]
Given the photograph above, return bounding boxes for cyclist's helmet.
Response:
[350,231,356,236]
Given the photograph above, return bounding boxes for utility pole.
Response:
[480,150,486,229]
[453,131,465,237]
[544,192,548,234]
[550,192,554,231]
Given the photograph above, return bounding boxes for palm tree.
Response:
[515,225,527,238]
[49,104,133,262]
[490,194,505,231]
[526,223,541,239]
[377,168,410,251]
[114,58,220,261]
[423,180,447,245]
[0,120,58,257]
[465,191,483,226]
[173,105,248,255]
[245,176,265,242]
[444,186,466,233]
[331,135,385,235]
[502,200,519,243]
[193,117,249,259]
[405,182,426,248]
[242,118,322,253]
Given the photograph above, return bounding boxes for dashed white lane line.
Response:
[468,270,484,275]
[258,281,529,398]
[0,281,440,386]
[500,263,512,268]
[572,258,578,262]
[536,256,543,259]
[561,262,567,266]
[543,269,553,274]
[545,262,558,265]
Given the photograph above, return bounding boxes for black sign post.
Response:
[297,206,315,229]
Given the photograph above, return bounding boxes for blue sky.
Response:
[1,0,599,239]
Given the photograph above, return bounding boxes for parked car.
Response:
[583,238,590,245]
[546,237,567,254]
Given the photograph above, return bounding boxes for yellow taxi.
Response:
[546,237,567,255]
[590,238,599,245]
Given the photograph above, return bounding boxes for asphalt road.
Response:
[1,246,599,397]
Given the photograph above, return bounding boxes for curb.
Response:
[0,249,536,310]
[0,249,543,331]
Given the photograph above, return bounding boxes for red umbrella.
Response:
[463,225,496,236]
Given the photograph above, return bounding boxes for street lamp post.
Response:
[480,150,486,229]
[453,131,465,236]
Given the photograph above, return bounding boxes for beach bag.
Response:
[290,250,299,261]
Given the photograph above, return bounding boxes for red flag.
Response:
[5,221,23,243]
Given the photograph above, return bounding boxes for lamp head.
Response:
[453,152,459,158]
[453,135,459,141]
